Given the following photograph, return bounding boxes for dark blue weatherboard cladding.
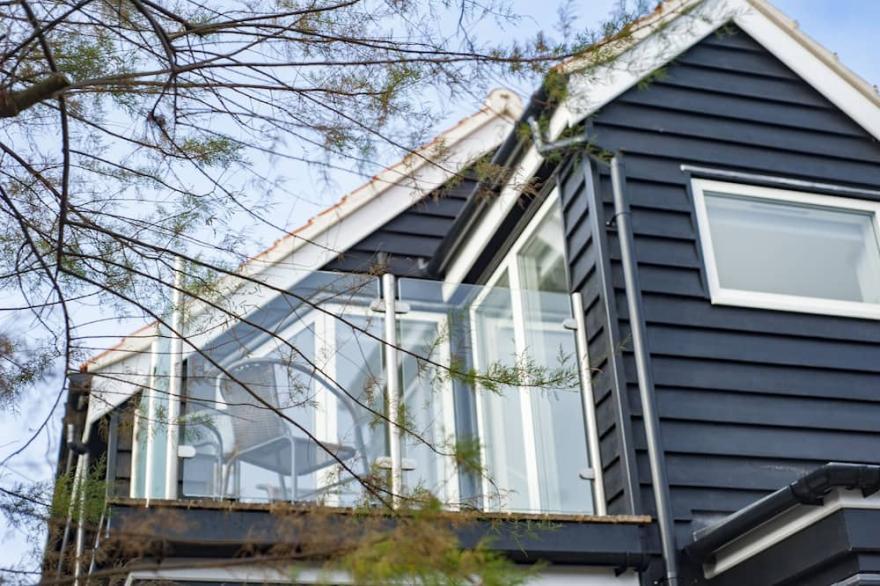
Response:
[324,176,479,276]
[574,24,880,550]
[558,158,641,517]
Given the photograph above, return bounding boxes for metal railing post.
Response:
[570,292,607,515]
[164,257,184,499]
[611,153,678,586]
[382,273,402,507]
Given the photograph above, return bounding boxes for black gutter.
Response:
[426,88,548,279]
[685,462,880,562]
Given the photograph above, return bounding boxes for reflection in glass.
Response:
[517,202,592,514]
[473,272,531,511]
[706,193,880,303]
[399,319,455,501]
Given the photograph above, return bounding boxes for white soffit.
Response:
[705,488,880,579]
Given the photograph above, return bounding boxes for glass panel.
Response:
[180,271,381,503]
[132,392,148,498]
[472,272,531,511]
[149,331,170,498]
[398,318,453,500]
[397,278,484,509]
[332,314,386,506]
[705,193,880,303]
[517,202,592,514]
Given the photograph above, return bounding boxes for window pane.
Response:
[473,272,531,511]
[517,202,568,294]
[332,315,386,505]
[399,319,454,501]
[518,202,593,514]
[705,193,880,304]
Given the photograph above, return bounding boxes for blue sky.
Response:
[1,0,878,573]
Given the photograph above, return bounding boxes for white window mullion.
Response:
[507,262,542,513]
[436,314,460,509]
[315,310,340,506]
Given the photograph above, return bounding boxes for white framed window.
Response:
[691,178,880,320]
[469,190,597,514]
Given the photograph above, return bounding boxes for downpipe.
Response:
[610,154,679,586]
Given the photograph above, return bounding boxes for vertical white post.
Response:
[571,292,607,516]
[72,452,89,586]
[382,273,402,507]
[164,257,184,499]
[129,400,142,498]
[143,339,160,504]
[507,268,541,513]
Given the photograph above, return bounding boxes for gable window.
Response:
[692,178,880,319]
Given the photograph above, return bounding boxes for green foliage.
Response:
[450,437,483,478]
[542,69,569,105]
[337,496,530,586]
[637,66,668,90]
[178,136,243,166]
[50,458,106,527]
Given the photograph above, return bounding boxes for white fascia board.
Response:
[445,0,880,284]
[86,89,521,381]
[86,342,153,425]
[705,488,880,579]
[735,0,880,141]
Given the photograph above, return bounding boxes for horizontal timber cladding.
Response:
[571,25,880,547]
[558,156,641,516]
[324,176,479,276]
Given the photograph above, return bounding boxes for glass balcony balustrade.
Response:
[131,270,598,515]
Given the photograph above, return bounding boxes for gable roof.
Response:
[83,89,522,422]
[441,0,880,285]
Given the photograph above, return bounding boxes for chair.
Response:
[214,358,368,501]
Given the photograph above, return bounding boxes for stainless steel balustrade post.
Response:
[382,272,403,507]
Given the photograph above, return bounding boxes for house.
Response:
[51,0,880,583]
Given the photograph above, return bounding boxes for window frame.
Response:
[177,301,460,506]
[691,178,880,320]
[469,189,599,514]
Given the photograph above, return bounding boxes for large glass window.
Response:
[141,210,600,516]
[471,194,595,514]
[692,179,880,319]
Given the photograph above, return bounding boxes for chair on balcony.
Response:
[215,358,368,501]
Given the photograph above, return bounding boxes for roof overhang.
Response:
[441,0,880,285]
[698,490,880,585]
[81,89,522,426]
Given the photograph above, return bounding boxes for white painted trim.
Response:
[705,488,880,578]
[445,0,880,286]
[571,292,606,516]
[164,259,184,499]
[143,339,160,503]
[691,177,880,321]
[84,89,522,423]
[468,190,600,514]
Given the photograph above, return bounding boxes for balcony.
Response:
[129,270,602,516]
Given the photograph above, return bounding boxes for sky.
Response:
[1,0,879,574]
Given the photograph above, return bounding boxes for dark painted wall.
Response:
[566,25,880,553]
[323,177,479,276]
